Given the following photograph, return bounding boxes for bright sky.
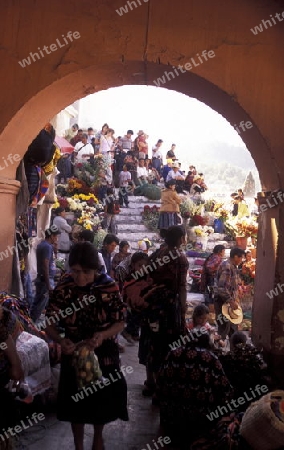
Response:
[77,85,256,175]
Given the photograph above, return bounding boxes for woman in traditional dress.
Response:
[45,242,128,450]
[142,226,189,403]
[157,330,233,448]
[158,179,182,238]
[0,306,24,450]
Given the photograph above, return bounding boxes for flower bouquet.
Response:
[226,218,258,239]
[72,193,99,206]
[52,196,70,211]
[66,177,97,195]
[190,214,208,226]
[76,211,102,232]
[237,219,258,239]
[141,205,160,231]
[93,228,107,249]
[192,225,214,237]
[215,207,229,222]
[180,198,195,218]
[192,225,213,251]
[204,199,216,212]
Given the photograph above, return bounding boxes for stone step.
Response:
[117,232,160,241]
[119,209,145,216]
[115,215,143,223]
[117,223,149,232]
[118,207,143,215]
[125,244,161,252]
[123,202,160,208]
[127,196,161,204]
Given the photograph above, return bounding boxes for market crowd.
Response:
[0,122,281,450]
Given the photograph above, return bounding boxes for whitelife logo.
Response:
[251,11,284,35]
[266,282,284,299]
[0,154,21,171]
[18,31,81,68]
[131,243,193,280]
[36,295,97,331]
[153,50,215,87]
[116,0,149,16]
[206,385,269,421]
[71,365,134,402]
[0,412,45,442]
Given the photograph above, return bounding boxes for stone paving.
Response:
[13,341,178,450]
[12,194,229,449]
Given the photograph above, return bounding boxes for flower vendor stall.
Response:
[191,225,214,250]
[53,177,105,246]
[224,218,258,250]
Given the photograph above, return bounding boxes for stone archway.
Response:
[1,0,284,380]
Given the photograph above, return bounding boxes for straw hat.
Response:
[172,161,180,168]
[193,175,202,182]
[222,303,243,324]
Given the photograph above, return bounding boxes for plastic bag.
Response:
[72,345,102,390]
[7,380,33,403]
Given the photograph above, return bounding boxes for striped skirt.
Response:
[158,212,180,230]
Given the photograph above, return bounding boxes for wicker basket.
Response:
[240,390,284,450]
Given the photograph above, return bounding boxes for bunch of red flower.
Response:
[190,214,208,226]
[143,205,160,213]
[57,197,69,209]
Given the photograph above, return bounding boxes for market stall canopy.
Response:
[54,136,74,154]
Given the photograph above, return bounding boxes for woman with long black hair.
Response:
[45,242,128,450]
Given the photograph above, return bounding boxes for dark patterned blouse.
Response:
[46,273,125,368]
[149,246,189,293]
[157,344,233,427]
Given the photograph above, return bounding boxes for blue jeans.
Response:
[30,277,54,323]
[119,187,129,206]
[23,272,34,308]
[152,158,161,175]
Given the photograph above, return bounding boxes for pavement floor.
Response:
[12,341,177,450]
[12,295,204,450]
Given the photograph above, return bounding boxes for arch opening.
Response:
[0,61,276,192]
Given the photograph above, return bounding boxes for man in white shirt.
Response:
[152,139,163,175]
[166,161,185,193]
[74,134,94,162]
[87,127,95,144]
[166,161,185,182]
[137,159,149,181]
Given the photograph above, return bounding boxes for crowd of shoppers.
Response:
[1,122,271,450]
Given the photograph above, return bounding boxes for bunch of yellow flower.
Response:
[77,211,96,230]
[72,193,98,203]
[68,179,83,190]
[52,200,60,209]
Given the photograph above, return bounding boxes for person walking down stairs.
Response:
[118,164,131,207]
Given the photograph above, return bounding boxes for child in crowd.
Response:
[118,164,131,207]
[111,240,131,279]
[104,187,119,234]
[187,304,225,348]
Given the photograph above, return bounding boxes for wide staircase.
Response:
[115,194,234,306]
[116,195,161,251]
